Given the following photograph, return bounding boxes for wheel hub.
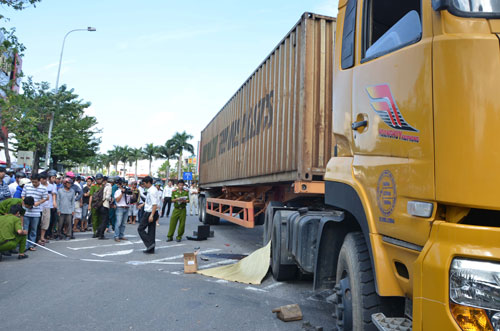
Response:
[335,275,353,330]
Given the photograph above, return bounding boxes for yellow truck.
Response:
[199,2,500,330]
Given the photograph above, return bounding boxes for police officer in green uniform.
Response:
[167,180,189,242]
[88,174,104,237]
[0,204,28,261]
[0,197,33,257]
[0,197,34,216]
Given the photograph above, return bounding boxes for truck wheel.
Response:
[200,196,220,225]
[198,196,204,222]
[334,232,379,331]
[263,201,284,245]
[271,211,297,281]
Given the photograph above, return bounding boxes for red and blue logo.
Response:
[366,84,418,132]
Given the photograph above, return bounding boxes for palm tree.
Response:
[100,153,113,175]
[129,147,144,179]
[108,146,121,175]
[143,143,160,176]
[157,143,176,180]
[118,145,132,177]
[86,154,104,174]
[167,131,194,180]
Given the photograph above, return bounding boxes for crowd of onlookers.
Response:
[0,166,200,260]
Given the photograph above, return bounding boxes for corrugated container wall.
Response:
[200,13,336,187]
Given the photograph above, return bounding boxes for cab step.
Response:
[372,313,412,331]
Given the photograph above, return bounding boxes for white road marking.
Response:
[67,239,148,250]
[92,249,134,257]
[65,238,91,242]
[126,248,221,266]
[26,239,68,257]
[133,244,185,252]
[198,259,235,270]
[245,287,268,293]
[171,271,182,275]
[124,235,138,238]
[80,259,113,263]
[263,282,283,290]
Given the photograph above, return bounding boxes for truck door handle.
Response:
[351,120,368,130]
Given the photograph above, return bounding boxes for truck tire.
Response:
[200,196,220,225]
[334,232,379,331]
[198,196,204,222]
[263,201,284,245]
[271,211,297,281]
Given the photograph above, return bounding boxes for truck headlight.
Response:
[450,258,500,331]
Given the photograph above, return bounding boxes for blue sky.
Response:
[4,0,338,158]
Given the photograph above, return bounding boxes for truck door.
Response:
[351,0,434,247]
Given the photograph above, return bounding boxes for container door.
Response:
[351,0,434,247]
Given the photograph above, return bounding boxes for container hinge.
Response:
[372,313,412,331]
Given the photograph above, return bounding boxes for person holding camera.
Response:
[127,181,139,225]
[113,179,130,242]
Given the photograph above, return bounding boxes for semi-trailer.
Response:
[199,3,500,330]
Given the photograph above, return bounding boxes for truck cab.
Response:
[326,0,500,329]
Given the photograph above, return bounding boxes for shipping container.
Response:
[200,13,336,187]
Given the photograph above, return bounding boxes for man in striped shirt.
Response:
[21,174,48,251]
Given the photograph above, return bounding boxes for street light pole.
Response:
[44,27,96,169]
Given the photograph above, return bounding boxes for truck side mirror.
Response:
[432,0,450,11]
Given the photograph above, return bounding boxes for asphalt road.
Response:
[0,213,334,331]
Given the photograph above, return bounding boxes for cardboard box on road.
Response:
[184,253,198,273]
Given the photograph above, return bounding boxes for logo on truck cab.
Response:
[366,84,420,143]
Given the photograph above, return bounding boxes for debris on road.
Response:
[196,242,270,284]
[183,252,198,273]
[301,321,323,331]
[203,253,247,260]
[187,225,212,241]
[272,304,303,322]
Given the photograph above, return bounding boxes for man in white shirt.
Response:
[161,180,174,218]
[8,172,26,197]
[188,183,199,216]
[137,176,159,254]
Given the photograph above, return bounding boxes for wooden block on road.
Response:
[272,304,303,322]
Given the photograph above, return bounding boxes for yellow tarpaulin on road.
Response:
[197,242,271,285]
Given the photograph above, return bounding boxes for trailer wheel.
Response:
[263,201,284,245]
[271,211,297,281]
[200,196,219,225]
[198,196,204,223]
[334,232,379,331]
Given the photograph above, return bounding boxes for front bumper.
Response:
[412,221,500,330]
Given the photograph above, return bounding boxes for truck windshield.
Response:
[450,0,500,17]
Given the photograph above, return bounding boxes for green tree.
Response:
[107,146,121,175]
[0,0,43,164]
[0,0,41,13]
[157,142,176,179]
[158,160,170,179]
[167,131,194,180]
[0,79,100,172]
[143,143,159,176]
[129,147,144,179]
[99,153,112,175]
[118,145,132,176]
